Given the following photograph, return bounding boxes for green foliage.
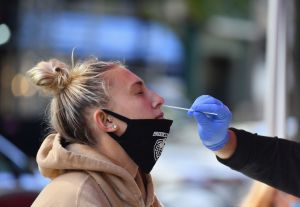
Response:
[186,0,251,22]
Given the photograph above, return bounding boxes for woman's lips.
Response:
[156,112,164,119]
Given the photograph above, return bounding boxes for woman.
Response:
[28,58,173,207]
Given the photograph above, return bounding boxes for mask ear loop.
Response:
[102,109,130,123]
[102,109,128,141]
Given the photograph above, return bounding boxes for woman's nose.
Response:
[152,92,165,108]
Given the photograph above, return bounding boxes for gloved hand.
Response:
[187,95,232,151]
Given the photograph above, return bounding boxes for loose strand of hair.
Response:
[71,47,77,69]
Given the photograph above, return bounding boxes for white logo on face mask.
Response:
[153,131,168,138]
[154,139,166,161]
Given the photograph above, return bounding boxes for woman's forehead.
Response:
[106,66,143,87]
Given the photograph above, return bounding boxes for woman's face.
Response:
[106,66,165,120]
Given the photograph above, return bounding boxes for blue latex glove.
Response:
[187,95,232,151]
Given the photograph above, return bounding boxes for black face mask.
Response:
[103,109,173,174]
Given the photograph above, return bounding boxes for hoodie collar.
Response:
[36,134,136,180]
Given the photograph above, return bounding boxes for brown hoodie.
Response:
[31,134,163,207]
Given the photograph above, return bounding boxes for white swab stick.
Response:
[163,104,218,116]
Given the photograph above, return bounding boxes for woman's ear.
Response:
[93,109,118,132]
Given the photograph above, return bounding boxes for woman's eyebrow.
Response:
[129,80,144,91]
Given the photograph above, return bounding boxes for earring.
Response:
[112,125,117,129]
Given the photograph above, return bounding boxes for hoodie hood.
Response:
[36,133,158,207]
[37,134,133,180]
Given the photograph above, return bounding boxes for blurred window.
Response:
[19,12,183,73]
[0,154,11,172]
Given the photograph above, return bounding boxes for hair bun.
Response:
[27,59,71,94]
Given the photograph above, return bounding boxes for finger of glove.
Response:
[217,105,232,120]
[187,109,194,117]
[191,104,223,116]
[192,111,211,123]
[194,95,223,105]
[193,103,232,120]
[190,96,216,109]
[188,95,223,117]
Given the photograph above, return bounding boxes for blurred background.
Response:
[0,0,299,206]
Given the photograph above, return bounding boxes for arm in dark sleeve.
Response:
[217,128,300,197]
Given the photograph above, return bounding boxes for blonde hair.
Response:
[27,58,122,145]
